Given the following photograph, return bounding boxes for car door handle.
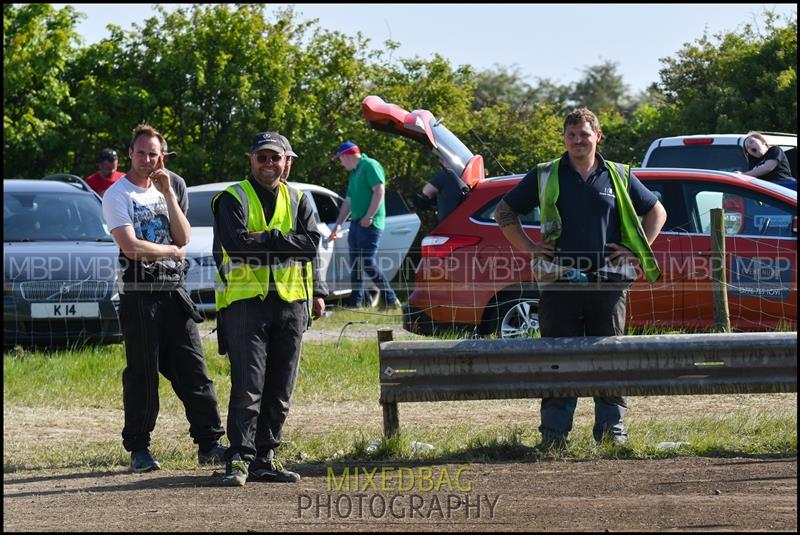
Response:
[389,227,413,234]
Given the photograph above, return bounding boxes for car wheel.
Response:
[494,297,540,339]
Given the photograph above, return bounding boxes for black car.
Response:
[3,176,123,348]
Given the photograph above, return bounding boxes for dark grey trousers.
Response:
[538,287,629,442]
[119,291,224,452]
[221,293,307,462]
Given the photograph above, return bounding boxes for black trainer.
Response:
[130,449,161,473]
[248,457,300,483]
[532,436,569,452]
[198,441,227,465]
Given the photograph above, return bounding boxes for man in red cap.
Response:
[330,141,401,308]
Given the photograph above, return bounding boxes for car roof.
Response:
[631,167,796,195]
[3,179,92,194]
[186,180,337,195]
[481,168,796,201]
[650,133,797,147]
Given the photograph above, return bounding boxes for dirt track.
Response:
[3,457,796,531]
[5,321,797,531]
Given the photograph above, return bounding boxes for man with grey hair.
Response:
[213,131,322,486]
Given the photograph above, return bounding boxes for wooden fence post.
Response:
[377,329,399,437]
[710,208,731,333]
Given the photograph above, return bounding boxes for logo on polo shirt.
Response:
[599,187,615,198]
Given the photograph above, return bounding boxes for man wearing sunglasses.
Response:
[212,131,322,486]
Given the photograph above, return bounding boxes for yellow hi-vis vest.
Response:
[213,180,313,311]
[537,157,662,283]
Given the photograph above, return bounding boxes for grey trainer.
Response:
[222,454,248,487]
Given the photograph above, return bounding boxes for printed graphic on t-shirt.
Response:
[132,197,172,244]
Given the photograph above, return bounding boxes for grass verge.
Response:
[3,334,796,473]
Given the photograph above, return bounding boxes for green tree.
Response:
[3,4,82,177]
[66,5,303,183]
[570,60,630,114]
[61,5,377,186]
[656,11,797,133]
[472,64,536,112]
[275,22,378,192]
[471,65,572,115]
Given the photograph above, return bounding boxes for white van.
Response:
[642,133,797,177]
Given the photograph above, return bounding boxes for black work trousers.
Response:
[538,286,629,442]
[119,291,224,452]
[221,293,307,462]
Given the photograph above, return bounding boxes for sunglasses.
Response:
[255,153,284,164]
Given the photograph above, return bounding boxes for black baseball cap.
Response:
[250,132,286,155]
[98,148,118,162]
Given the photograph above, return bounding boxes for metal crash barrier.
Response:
[376,329,797,437]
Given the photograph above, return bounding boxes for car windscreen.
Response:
[3,191,112,242]
[647,145,748,172]
[187,190,218,227]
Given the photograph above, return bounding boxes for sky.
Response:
[52,3,797,94]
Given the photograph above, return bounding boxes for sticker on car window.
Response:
[729,255,792,301]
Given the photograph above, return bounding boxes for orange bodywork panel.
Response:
[461,155,485,188]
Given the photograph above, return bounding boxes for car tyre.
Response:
[484,293,540,339]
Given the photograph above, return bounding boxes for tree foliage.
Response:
[2,5,796,189]
[4,4,82,176]
[656,12,797,134]
[570,60,630,114]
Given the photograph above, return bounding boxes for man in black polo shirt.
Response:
[494,108,666,449]
[415,163,467,223]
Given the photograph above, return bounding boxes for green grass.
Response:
[315,306,404,325]
[5,411,795,473]
[3,330,797,472]
[3,338,380,409]
[295,339,380,402]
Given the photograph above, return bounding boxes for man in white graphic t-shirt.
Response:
[102,124,226,474]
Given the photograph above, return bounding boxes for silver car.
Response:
[184,181,421,313]
[3,176,122,348]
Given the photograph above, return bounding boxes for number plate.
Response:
[31,302,100,319]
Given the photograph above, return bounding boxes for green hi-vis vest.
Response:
[537,157,662,283]
[213,180,313,311]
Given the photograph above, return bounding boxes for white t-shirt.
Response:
[102,175,183,284]
[103,176,174,244]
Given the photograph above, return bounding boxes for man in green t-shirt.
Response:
[330,141,401,308]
